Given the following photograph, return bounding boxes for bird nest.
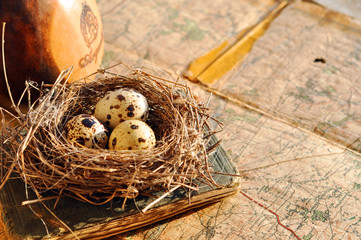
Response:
[0,64,222,206]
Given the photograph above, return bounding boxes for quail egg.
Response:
[109,120,156,151]
[94,88,149,129]
[65,114,109,149]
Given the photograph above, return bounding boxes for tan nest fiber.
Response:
[0,63,221,205]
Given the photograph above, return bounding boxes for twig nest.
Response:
[1,64,221,204]
[109,120,156,151]
[94,88,149,129]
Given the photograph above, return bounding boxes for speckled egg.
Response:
[109,120,156,151]
[65,114,109,149]
[94,88,149,129]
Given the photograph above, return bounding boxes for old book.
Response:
[0,133,239,240]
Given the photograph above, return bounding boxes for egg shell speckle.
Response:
[65,114,109,149]
[108,120,156,151]
[94,88,149,129]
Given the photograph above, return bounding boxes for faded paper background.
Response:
[97,0,361,239]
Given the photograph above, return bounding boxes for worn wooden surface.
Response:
[96,0,361,239]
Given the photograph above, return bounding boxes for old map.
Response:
[97,1,361,239]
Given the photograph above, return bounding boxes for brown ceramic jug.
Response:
[0,0,104,110]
